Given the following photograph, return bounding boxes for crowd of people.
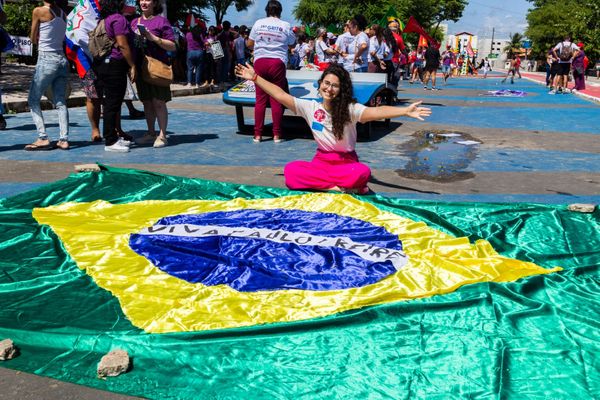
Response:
[545,35,590,94]
[0,0,597,193]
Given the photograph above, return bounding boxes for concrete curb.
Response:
[497,68,600,104]
[520,75,600,104]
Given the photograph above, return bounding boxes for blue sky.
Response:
[206,0,530,40]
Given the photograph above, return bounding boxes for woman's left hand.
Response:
[406,101,432,121]
[235,63,257,81]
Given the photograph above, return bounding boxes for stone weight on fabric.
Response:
[97,349,130,378]
[0,339,18,360]
[568,203,596,213]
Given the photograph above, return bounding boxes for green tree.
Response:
[503,33,524,58]
[205,0,254,26]
[294,0,466,45]
[3,1,36,37]
[525,0,599,61]
[166,0,209,25]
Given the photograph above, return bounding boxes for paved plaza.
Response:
[0,69,599,203]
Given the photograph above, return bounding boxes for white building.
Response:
[446,32,478,55]
[478,38,511,68]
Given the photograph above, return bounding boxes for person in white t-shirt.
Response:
[334,22,353,62]
[367,24,388,73]
[342,15,369,72]
[247,0,296,143]
[314,28,336,70]
[551,35,580,94]
[235,63,431,194]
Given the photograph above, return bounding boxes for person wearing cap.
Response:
[315,28,336,71]
[571,42,586,92]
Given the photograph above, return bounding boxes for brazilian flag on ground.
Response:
[0,165,598,398]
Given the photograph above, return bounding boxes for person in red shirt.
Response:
[514,57,522,79]
[386,18,405,87]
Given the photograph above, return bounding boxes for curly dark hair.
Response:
[99,0,124,18]
[318,64,355,140]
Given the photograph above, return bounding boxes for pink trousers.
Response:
[284,149,371,192]
[253,58,288,138]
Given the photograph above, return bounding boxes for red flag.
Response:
[403,16,439,48]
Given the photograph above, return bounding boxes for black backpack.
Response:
[88,19,115,60]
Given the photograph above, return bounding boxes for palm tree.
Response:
[503,33,524,58]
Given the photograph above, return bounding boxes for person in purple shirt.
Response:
[185,22,205,87]
[131,0,176,148]
[94,0,136,153]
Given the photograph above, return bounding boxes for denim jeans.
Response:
[28,51,69,141]
[186,49,204,85]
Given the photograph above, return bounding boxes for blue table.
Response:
[223,70,396,139]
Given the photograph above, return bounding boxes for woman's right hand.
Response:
[235,63,257,81]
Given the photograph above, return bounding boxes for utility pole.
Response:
[490,27,494,56]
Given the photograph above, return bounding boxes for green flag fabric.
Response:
[378,6,404,30]
[0,165,598,399]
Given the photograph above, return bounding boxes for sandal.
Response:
[56,140,70,150]
[24,141,52,151]
[273,136,283,143]
[253,135,262,143]
[91,134,102,143]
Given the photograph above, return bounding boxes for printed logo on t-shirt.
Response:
[314,109,326,122]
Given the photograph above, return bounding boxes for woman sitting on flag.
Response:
[235,62,431,194]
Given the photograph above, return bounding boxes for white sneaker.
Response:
[117,137,132,147]
[105,141,130,153]
[548,90,556,95]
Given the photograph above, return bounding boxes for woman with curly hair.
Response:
[235,63,431,194]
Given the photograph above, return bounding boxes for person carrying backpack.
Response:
[90,0,137,153]
[550,35,579,94]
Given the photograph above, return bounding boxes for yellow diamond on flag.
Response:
[33,193,560,333]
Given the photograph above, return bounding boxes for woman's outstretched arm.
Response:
[235,63,297,113]
[359,101,432,123]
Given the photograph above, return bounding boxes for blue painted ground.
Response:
[0,73,598,203]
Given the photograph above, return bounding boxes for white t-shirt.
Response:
[315,39,333,63]
[343,32,369,71]
[294,42,309,63]
[553,41,579,64]
[249,17,296,63]
[335,32,353,54]
[293,98,367,153]
[368,37,387,62]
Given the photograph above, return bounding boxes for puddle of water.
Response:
[396,130,481,182]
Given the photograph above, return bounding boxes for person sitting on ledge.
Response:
[234,62,431,194]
